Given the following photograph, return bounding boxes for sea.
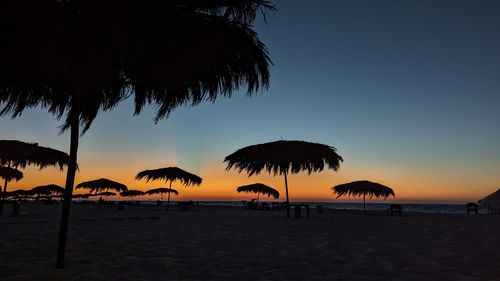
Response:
[118,200,489,215]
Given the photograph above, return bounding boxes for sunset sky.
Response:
[1,0,499,203]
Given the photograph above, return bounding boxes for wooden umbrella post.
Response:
[363,193,366,215]
[284,171,290,218]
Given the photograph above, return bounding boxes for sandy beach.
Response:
[0,203,499,281]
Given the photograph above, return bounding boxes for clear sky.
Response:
[1,0,499,203]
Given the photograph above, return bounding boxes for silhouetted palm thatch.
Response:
[0,140,69,170]
[237,183,279,200]
[120,190,145,197]
[145,188,179,196]
[136,167,202,186]
[7,189,31,197]
[97,191,116,196]
[30,184,65,196]
[137,167,201,209]
[0,140,68,209]
[333,180,395,214]
[145,188,179,202]
[225,140,343,216]
[0,0,275,268]
[120,189,145,201]
[0,167,23,188]
[0,2,275,132]
[0,167,24,209]
[76,178,127,193]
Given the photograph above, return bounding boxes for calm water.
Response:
[199,201,488,214]
[120,200,488,215]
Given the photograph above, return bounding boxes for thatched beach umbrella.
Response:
[97,191,117,197]
[0,140,68,192]
[237,183,279,201]
[0,167,24,210]
[0,167,23,192]
[0,140,69,170]
[333,180,395,214]
[120,190,145,201]
[0,1,275,268]
[136,167,201,209]
[225,140,343,217]
[30,184,65,200]
[0,140,68,215]
[145,188,179,204]
[6,189,32,200]
[76,178,128,194]
[478,188,500,214]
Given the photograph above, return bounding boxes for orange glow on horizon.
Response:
[4,159,496,204]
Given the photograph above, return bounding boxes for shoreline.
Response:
[2,199,491,215]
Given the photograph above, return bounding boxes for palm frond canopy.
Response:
[224,140,343,176]
[478,188,500,206]
[136,167,202,186]
[97,191,116,196]
[0,1,275,133]
[7,189,31,197]
[237,183,279,199]
[145,188,179,196]
[0,140,69,170]
[120,190,145,197]
[0,166,23,182]
[72,193,90,199]
[75,178,128,193]
[84,193,101,197]
[30,184,65,196]
[333,180,395,199]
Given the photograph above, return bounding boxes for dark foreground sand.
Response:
[0,203,499,281]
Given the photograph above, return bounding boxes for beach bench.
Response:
[388,204,402,216]
[466,202,478,214]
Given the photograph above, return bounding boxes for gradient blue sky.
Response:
[1,0,499,202]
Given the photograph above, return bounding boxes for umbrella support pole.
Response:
[167,180,172,210]
[0,162,11,216]
[363,194,366,215]
[167,192,171,210]
[56,100,80,269]
[284,171,290,218]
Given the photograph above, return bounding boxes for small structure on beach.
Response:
[333,180,395,214]
[97,191,117,196]
[225,140,343,217]
[136,167,202,209]
[29,184,65,200]
[145,187,179,206]
[0,167,23,192]
[237,183,279,202]
[0,140,69,195]
[120,190,145,201]
[6,189,31,200]
[0,167,24,214]
[76,178,128,195]
[478,188,500,214]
